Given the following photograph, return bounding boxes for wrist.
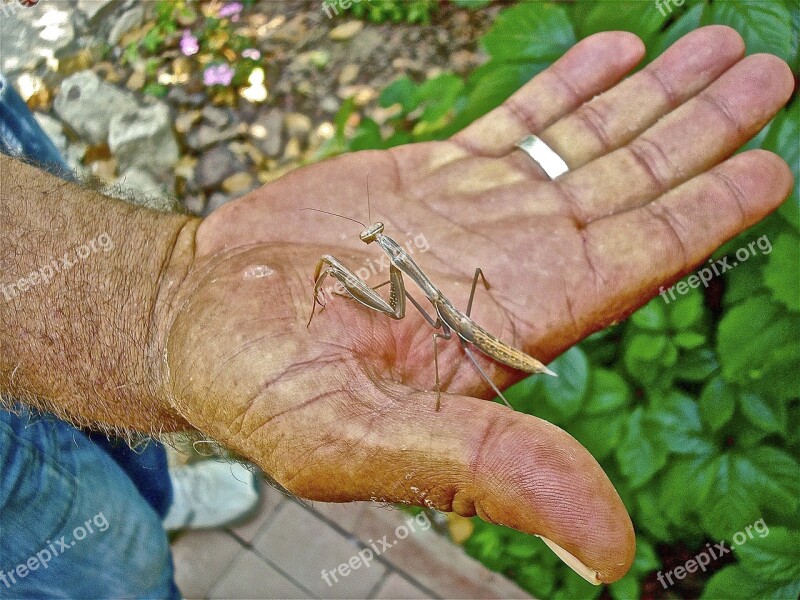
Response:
[0,155,197,432]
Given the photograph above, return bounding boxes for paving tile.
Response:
[373,571,433,599]
[352,506,531,599]
[252,500,387,599]
[227,478,288,543]
[309,499,371,533]
[171,528,243,599]
[210,549,310,600]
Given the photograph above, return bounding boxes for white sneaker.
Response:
[163,460,260,531]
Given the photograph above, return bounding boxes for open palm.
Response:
[160,27,794,583]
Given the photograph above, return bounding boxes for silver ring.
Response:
[515,134,569,180]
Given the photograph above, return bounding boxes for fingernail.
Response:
[537,535,601,585]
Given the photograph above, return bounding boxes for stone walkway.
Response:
[171,478,532,599]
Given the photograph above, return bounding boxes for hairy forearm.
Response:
[0,154,198,433]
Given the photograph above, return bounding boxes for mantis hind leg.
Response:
[462,343,513,409]
[466,267,491,318]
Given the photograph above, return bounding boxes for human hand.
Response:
[157,26,794,584]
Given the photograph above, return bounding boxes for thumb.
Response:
[247,381,636,585]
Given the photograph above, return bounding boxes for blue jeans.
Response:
[0,74,179,599]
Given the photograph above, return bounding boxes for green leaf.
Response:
[717,296,796,385]
[480,2,575,62]
[698,377,736,432]
[609,570,638,600]
[662,455,719,525]
[763,232,800,311]
[455,61,546,128]
[674,331,705,349]
[709,447,800,517]
[648,391,712,455]
[570,412,626,460]
[739,391,788,435]
[708,0,796,65]
[617,407,668,487]
[542,346,589,418]
[631,299,667,330]
[736,527,800,583]
[700,484,762,542]
[676,347,719,381]
[668,288,704,329]
[702,564,800,600]
[584,368,631,415]
[414,73,464,123]
[451,0,491,8]
[649,3,706,60]
[578,1,669,44]
[762,102,799,230]
[379,76,418,112]
[633,537,661,573]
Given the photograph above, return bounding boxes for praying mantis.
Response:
[305,194,556,411]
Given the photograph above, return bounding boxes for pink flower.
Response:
[179,30,199,56]
[218,2,242,18]
[242,48,261,60]
[203,63,235,86]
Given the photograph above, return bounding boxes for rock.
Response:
[185,122,244,151]
[183,193,206,215]
[173,155,197,181]
[284,112,312,140]
[329,20,363,41]
[167,86,206,107]
[338,85,377,107]
[237,98,260,124]
[106,168,178,212]
[309,122,335,149]
[229,141,264,167]
[250,109,283,157]
[77,0,115,21]
[174,110,201,134]
[194,145,244,189]
[0,2,74,73]
[109,103,179,178]
[338,64,360,86]
[126,70,145,91]
[282,137,301,163]
[201,105,230,128]
[54,71,138,144]
[108,5,144,45]
[347,30,383,63]
[33,113,68,157]
[450,49,476,74]
[320,96,340,114]
[89,157,118,183]
[221,171,256,195]
[205,192,232,215]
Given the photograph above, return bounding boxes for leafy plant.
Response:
[329,1,800,598]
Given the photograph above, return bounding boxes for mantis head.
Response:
[359,222,384,244]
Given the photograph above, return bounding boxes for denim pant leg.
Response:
[1,72,178,597]
[0,409,180,599]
